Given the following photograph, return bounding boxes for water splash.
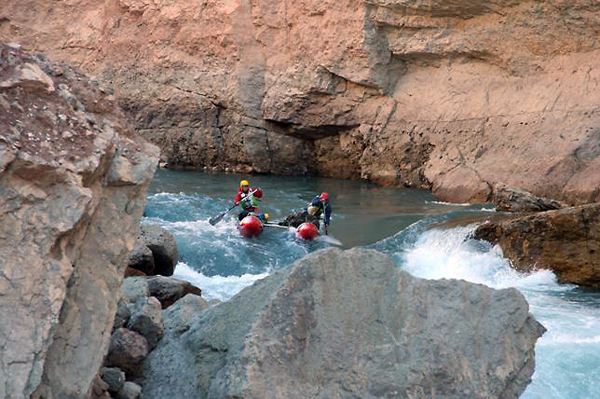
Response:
[174,262,268,302]
[391,224,600,399]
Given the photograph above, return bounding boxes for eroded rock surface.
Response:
[1,0,598,204]
[492,182,566,212]
[143,247,545,399]
[474,202,600,287]
[0,43,159,399]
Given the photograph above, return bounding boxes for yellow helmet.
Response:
[240,180,249,187]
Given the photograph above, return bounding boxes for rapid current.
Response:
[143,168,600,398]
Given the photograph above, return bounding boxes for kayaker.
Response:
[278,192,332,234]
[307,192,332,234]
[234,180,263,220]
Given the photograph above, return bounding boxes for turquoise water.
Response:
[144,168,600,398]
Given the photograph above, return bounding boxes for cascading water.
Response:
[143,168,600,398]
[372,223,600,399]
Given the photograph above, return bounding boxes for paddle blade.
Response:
[209,211,226,226]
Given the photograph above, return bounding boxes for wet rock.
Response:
[492,182,565,212]
[147,275,202,309]
[474,203,600,287]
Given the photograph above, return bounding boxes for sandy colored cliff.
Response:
[1,0,599,203]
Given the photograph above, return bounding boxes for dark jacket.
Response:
[311,196,332,225]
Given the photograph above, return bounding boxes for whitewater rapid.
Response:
[144,170,600,398]
[168,221,600,398]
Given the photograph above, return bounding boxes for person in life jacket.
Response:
[307,192,332,234]
[279,192,332,234]
[234,180,264,220]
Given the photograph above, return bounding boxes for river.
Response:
[143,168,600,398]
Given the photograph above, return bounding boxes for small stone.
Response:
[101,367,125,394]
[127,296,164,350]
[113,301,133,331]
[104,328,149,376]
[116,381,142,399]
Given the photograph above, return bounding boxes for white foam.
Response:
[426,200,473,206]
[318,235,343,247]
[173,262,269,301]
[399,225,560,291]
[540,333,600,346]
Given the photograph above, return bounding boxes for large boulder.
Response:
[143,248,545,399]
[474,203,600,287]
[0,43,159,398]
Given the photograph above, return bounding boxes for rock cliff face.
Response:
[1,0,598,204]
[143,247,545,399]
[0,44,159,398]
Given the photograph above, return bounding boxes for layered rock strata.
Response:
[1,0,598,204]
[143,247,545,399]
[0,43,159,398]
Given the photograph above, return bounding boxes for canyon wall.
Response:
[1,0,598,203]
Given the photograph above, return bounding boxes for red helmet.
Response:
[320,192,328,201]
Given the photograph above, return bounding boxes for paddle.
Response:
[263,223,290,230]
[209,203,238,225]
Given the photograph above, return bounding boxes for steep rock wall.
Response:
[0,44,159,398]
[1,0,598,203]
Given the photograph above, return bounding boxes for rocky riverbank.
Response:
[475,201,600,287]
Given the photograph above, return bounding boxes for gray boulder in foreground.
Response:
[143,248,545,399]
